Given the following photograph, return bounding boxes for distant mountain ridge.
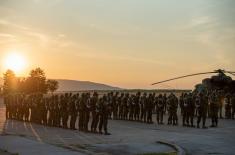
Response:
[55,79,121,91]
[0,77,121,91]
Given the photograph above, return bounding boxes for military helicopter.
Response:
[152,69,235,94]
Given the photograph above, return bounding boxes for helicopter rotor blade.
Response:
[151,72,217,85]
[226,71,235,76]
[226,71,235,73]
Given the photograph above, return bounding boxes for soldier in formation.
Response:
[196,93,208,128]
[4,92,111,135]
[209,91,220,127]
[231,93,235,119]
[5,90,234,134]
[167,93,178,125]
[182,93,195,127]
[156,94,165,124]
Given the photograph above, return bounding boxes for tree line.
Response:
[2,68,59,95]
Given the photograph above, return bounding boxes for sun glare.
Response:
[4,52,26,74]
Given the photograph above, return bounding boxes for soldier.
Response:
[78,93,85,131]
[146,94,154,124]
[34,94,40,123]
[123,93,129,120]
[54,95,61,127]
[90,92,99,133]
[69,95,77,130]
[217,90,224,119]
[18,95,24,121]
[27,95,32,122]
[41,97,48,125]
[209,92,219,127]
[140,93,147,122]
[117,93,124,120]
[58,95,63,127]
[12,95,17,120]
[5,95,10,119]
[156,94,164,124]
[23,96,30,122]
[45,97,50,124]
[172,94,178,125]
[134,92,141,121]
[30,95,37,123]
[107,92,113,119]
[167,93,178,125]
[128,95,135,121]
[188,93,195,127]
[61,94,69,129]
[113,92,119,120]
[75,93,80,129]
[97,98,102,132]
[83,93,91,132]
[35,94,40,123]
[196,93,208,129]
[98,95,111,135]
[163,93,167,114]
[48,96,55,126]
[13,95,18,120]
[167,94,173,125]
[14,95,18,119]
[182,93,189,126]
[179,93,184,116]
[9,95,14,119]
[38,96,46,125]
[231,93,235,119]
[224,96,232,119]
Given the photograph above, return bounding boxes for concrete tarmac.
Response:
[0,98,235,155]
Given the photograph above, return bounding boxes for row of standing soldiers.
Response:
[181,91,235,128]
[4,91,235,133]
[5,92,111,135]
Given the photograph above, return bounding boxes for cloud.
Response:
[177,13,235,65]
[0,33,15,38]
[0,32,17,45]
[0,19,49,47]
[0,18,75,48]
[190,16,215,27]
[0,19,29,30]
[57,34,66,38]
[73,50,173,67]
[25,31,50,45]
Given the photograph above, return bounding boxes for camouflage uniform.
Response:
[196,94,208,129]
[62,94,69,128]
[231,94,235,119]
[91,92,99,132]
[209,93,219,127]
[98,95,111,135]
[225,97,232,119]
[156,94,164,124]
[182,93,189,126]
[70,95,78,130]
[140,93,147,122]
[167,93,178,125]
[146,94,154,124]
[128,95,134,121]
[134,92,141,121]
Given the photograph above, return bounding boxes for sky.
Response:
[0,0,234,89]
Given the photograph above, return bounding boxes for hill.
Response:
[0,77,121,91]
[56,79,121,91]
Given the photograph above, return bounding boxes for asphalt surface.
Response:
[0,98,235,155]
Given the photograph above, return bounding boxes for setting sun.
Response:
[3,52,26,74]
